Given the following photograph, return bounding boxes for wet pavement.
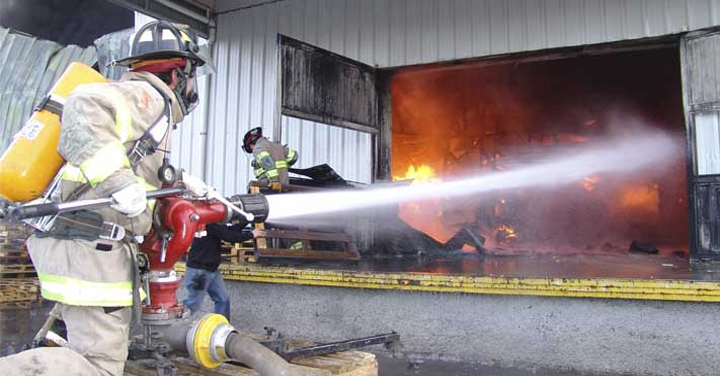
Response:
[254,250,720,281]
[0,301,53,356]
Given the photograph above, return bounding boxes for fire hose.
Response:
[3,184,298,376]
[158,315,295,376]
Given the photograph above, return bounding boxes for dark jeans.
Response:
[182,267,230,319]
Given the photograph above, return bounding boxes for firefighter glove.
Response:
[110,182,146,218]
[182,172,209,197]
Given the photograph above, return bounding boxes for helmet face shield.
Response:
[194,43,215,77]
[183,74,199,114]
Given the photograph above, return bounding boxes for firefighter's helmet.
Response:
[114,21,209,68]
[114,21,213,115]
[242,127,263,154]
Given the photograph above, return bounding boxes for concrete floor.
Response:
[374,353,613,376]
[0,302,614,376]
[0,302,52,356]
[220,281,720,376]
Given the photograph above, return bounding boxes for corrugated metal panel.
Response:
[281,115,373,184]
[692,182,720,255]
[684,31,720,106]
[0,27,96,153]
[94,28,133,81]
[681,31,720,257]
[111,0,213,37]
[215,0,720,66]
[693,112,720,175]
[135,12,209,180]
[206,0,720,194]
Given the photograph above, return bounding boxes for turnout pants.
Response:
[0,304,131,376]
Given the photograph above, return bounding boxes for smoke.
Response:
[266,128,681,224]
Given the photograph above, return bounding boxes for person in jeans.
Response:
[184,223,264,319]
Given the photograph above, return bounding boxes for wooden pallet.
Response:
[0,222,32,264]
[0,277,39,289]
[0,300,41,309]
[222,241,257,264]
[0,278,40,305]
[0,248,28,255]
[124,350,377,376]
[0,222,38,279]
[0,255,31,263]
[0,264,37,278]
[0,239,27,248]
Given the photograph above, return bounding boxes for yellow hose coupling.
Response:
[186,313,237,368]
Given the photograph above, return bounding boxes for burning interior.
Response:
[389,47,689,258]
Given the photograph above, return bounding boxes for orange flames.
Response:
[495,224,518,244]
[395,165,457,242]
[559,134,589,143]
[618,184,660,215]
[389,54,690,258]
[393,164,439,185]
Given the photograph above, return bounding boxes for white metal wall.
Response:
[204,0,720,194]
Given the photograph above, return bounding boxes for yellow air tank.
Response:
[0,63,107,202]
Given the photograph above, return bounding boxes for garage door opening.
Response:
[390,47,690,260]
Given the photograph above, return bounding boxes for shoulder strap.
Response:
[126,80,173,167]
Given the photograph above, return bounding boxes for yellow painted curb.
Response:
[175,263,720,302]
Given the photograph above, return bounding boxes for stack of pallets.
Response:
[0,221,40,307]
[221,240,256,264]
[0,278,40,308]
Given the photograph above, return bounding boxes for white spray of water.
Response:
[265,129,680,224]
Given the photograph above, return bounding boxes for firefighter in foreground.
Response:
[0,21,210,376]
[243,127,299,187]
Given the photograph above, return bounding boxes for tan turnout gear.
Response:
[0,19,208,376]
[0,347,102,376]
[0,305,130,376]
[18,71,184,376]
[29,71,183,308]
[252,137,298,186]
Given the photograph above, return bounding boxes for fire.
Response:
[395,164,451,242]
[495,224,518,244]
[461,244,477,252]
[559,134,589,143]
[389,51,690,258]
[393,164,439,185]
[618,184,660,215]
[582,176,600,191]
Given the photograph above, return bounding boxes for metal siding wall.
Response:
[0,28,97,153]
[207,0,720,193]
[685,32,720,105]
